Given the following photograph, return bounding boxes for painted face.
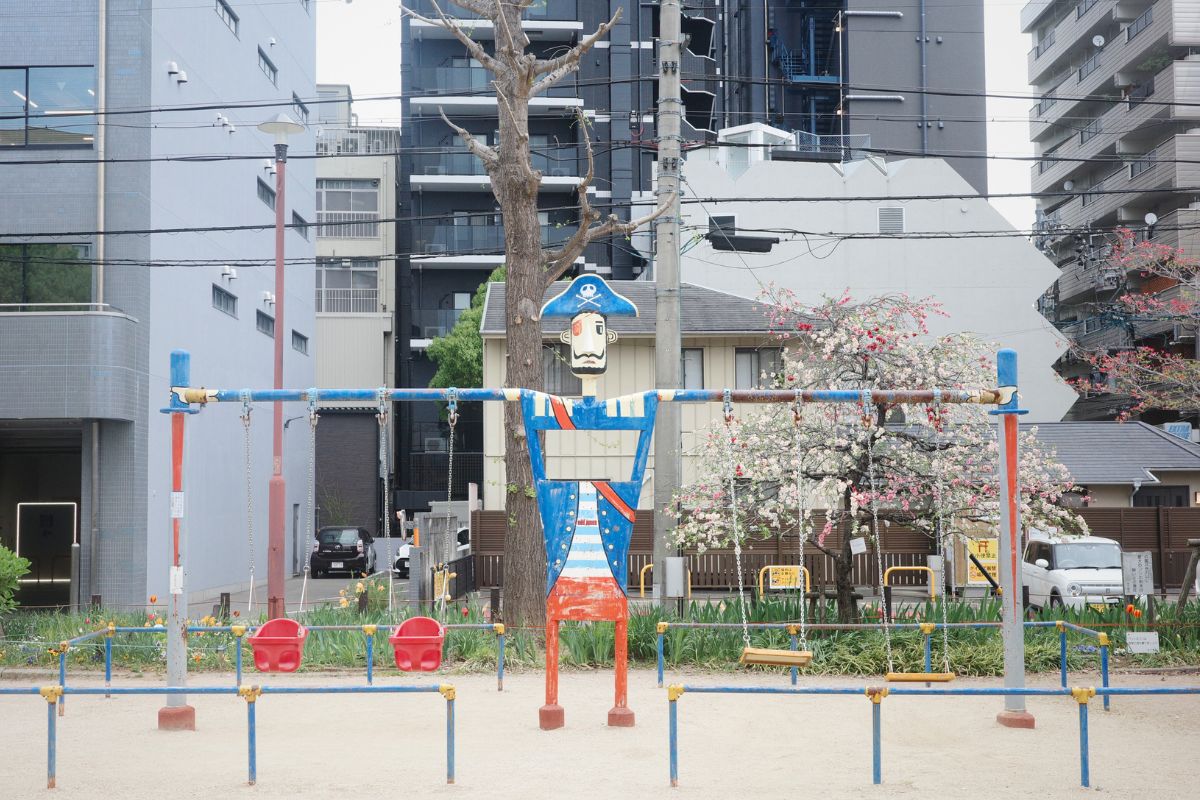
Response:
[561,311,617,376]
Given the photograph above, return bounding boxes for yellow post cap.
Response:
[493,623,506,635]
[667,684,686,701]
[439,684,456,701]
[1071,686,1096,704]
[361,624,378,636]
[657,621,670,634]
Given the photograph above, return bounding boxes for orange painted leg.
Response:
[539,616,564,730]
[607,616,635,727]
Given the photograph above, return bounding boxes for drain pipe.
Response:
[89,0,107,606]
[919,0,928,152]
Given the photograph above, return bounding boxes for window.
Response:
[315,179,380,237]
[256,310,275,337]
[315,257,379,312]
[291,92,309,124]
[543,343,582,395]
[215,0,239,35]
[212,284,238,317]
[257,177,276,210]
[258,48,278,86]
[317,88,342,124]
[877,207,904,233]
[0,244,91,306]
[452,292,472,310]
[292,330,309,354]
[734,347,781,389]
[681,348,704,390]
[291,211,309,239]
[0,66,97,148]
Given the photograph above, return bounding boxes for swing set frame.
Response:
[160,347,1031,718]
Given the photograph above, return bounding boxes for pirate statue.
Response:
[521,275,659,730]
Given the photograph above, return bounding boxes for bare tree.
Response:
[402,0,671,625]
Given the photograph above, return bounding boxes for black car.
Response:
[310,527,376,577]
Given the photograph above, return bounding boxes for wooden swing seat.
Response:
[740,647,814,667]
[885,672,956,683]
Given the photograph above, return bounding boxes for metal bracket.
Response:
[667,684,686,702]
[439,683,457,701]
[239,685,263,704]
[865,686,889,704]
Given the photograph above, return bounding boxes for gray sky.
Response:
[316,0,1034,229]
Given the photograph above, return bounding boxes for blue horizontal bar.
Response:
[678,685,1200,697]
[52,685,443,696]
[0,687,43,695]
[66,631,104,646]
[1095,687,1200,696]
[179,387,994,406]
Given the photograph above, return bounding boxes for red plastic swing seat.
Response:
[389,616,445,672]
[248,618,309,673]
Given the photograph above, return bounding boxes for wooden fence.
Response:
[471,507,1200,592]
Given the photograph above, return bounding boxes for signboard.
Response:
[1126,631,1160,654]
[767,566,802,590]
[966,538,999,587]
[1121,551,1155,597]
[169,492,185,519]
[849,536,868,556]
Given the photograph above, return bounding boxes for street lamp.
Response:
[257,112,305,620]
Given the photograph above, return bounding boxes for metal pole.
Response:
[1059,628,1068,688]
[992,349,1032,728]
[496,625,506,692]
[871,697,883,784]
[104,634,112,698]
[924,631,932,675]
[1100,635,1110,711]
[366,631,374,685]
[653,0,684,606]
[58,650,66,717]
[1074,689,1092,788]
[789,631,799,686]
[657,628,665,688]
[668,688,680,787]
[46,692,57,789]
[246,696,257,785]
[267,140,289,621]
[160,350,194,730]
[445,690,456,784]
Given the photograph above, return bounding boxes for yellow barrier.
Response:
[638,563,691,599]
[882,565,937,598]
[757,565,811,598]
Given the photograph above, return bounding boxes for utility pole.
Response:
[652,0,683,605]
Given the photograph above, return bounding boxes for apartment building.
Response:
[0,0,316,609]
[1026,0,1200,419]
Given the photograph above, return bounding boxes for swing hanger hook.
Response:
[931,388,944,432]
[722,388,733,424]
[793,389,804,425]
[447,387,459,428]
[307,390,319,426]
[240,390,252,426]
[860,389,875,428]
[376,387,389,425]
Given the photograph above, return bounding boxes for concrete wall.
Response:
[678,151,1077,421]
[481,334,774,510]
[845,0,988,193]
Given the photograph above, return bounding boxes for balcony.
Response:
[315,126,400,156]
[408,146,583,192]
[316,211,379,239]
[315,287,379,313]
[1026,0,1109,85]
[1147,207,1200,260]
[407,0,582,41]
[1031,59,1200,194]
[412,308,465,340]
[0,305,139,421]
[1029,0,1180,142]
[407,65,581,116]
[1059,315,1131,350]
[410,222,580,263]
[1054,133,1200,231]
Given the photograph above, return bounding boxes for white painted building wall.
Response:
[679,129,1076,421]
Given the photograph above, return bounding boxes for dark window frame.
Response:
[291,210,309,239]
[0,65,97,149]
[256,309,275,337]
[257,177,277,210]
[215,0,239,36]
[291,329,309,354]
[212,284,238,317]
[257,48,278,86]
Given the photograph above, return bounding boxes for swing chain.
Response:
[863,391,894,674]
[240,390,255,617]
[444,388,458,599]
[794,390,808,650]
[377,390,394,615]
[298,391,318,615]
[932,389,952,675]
[723,395,751,650]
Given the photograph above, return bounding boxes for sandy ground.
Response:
[0,668,1196,799]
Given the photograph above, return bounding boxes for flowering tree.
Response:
[671,292,1086,621]
[1075,230,1200,418]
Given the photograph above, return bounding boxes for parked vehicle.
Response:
[393,527,470,577]
[1022,532,1130,610]
[310,527,375,577]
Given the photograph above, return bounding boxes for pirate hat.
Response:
[541,275,638,318]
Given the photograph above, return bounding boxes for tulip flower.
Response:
[149,595,157,604]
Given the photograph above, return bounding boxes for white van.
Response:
[1022,532,1130,610]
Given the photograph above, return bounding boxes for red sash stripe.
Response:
[549,396,575,430]
[593,481,635,523]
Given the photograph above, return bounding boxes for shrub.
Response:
[0,545,31,616]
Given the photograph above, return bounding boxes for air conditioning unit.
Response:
[1171,323,1196,343]
[424,438,448,452]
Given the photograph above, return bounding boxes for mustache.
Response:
[572,350,604,359]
